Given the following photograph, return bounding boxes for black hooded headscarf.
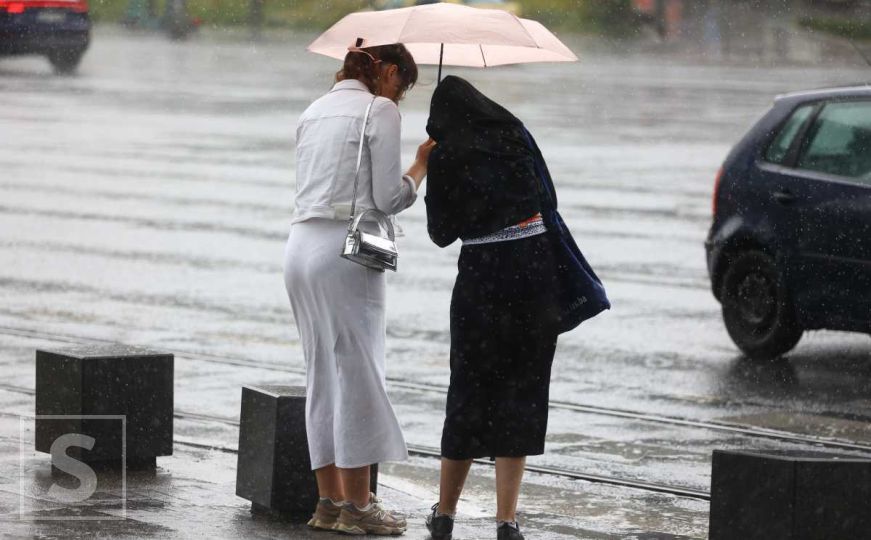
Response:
[425,75,542,247]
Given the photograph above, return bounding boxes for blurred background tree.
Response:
[97,0,871,41]
[521,0,643,35]
[98,0,641,32]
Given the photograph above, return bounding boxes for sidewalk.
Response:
[0,390,708,540]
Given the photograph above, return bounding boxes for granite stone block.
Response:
[236,385,378,520]
[35,344,174,465]
[709,449,871,540]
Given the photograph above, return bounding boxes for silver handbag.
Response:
[340,99,399,272]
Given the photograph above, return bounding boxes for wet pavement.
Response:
[0,386,708,539]
[1,19,871,539]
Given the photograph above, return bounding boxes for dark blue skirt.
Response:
[441,233,560,460]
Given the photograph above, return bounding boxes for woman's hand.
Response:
[406,137,436,190]
[416,137,437,166]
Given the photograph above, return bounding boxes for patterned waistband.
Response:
[462,214,547,246]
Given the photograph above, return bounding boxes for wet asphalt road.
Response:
[1,22,871,539]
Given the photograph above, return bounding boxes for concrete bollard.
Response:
[709,449,871,540]
[235,385,378,521]
[35,344,174,470]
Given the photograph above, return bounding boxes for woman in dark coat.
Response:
[423,75,561,540]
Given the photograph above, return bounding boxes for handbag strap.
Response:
[348,97,378,231]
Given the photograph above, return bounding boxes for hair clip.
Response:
[348,46,381,64]
[348,38,381,63]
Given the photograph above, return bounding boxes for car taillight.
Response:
[0,0,88,12]
[712,166,724,216]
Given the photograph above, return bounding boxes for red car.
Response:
[0,0,90,73]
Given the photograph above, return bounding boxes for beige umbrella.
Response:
[307,2,577,81]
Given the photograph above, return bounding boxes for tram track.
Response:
[2,324,871,455]
[4,376,871,501]
[4,378,871,503]
[172,431,713,502]
[0,391,711,501]
[3,326,871,502]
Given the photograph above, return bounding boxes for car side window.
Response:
[796,101,871,183]
[765,104,814,164]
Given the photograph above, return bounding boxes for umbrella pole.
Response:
[438,43,443,84]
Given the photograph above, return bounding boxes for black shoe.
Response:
[497,521,525,540]
[426,503,454,540]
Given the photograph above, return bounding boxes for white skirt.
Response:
[283,218,408,470]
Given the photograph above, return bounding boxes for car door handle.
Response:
[773,189,797,205]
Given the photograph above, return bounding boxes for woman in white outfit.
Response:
[283,43,435,536]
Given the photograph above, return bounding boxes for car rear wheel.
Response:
[720,250,803,360]
[47,48,85,75]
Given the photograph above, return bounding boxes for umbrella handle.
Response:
[438,43,443,84]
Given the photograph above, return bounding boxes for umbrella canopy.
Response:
[307,2,577,70]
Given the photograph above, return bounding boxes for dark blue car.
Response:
[0,0,90,73]
[706,85,871,359]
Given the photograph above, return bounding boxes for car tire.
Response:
[720,250,803,360]
[47,48,85,75]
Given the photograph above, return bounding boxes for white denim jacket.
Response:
[292,79,418,224]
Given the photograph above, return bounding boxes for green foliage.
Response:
[264,0,370,30]
[88,0,130,22]
[187,0,250,26]
[799,15,871,41]
[89,0,370,29]
[89,0,640,33]
[517,0,642,35]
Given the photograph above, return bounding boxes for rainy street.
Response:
[2,13,871,540]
